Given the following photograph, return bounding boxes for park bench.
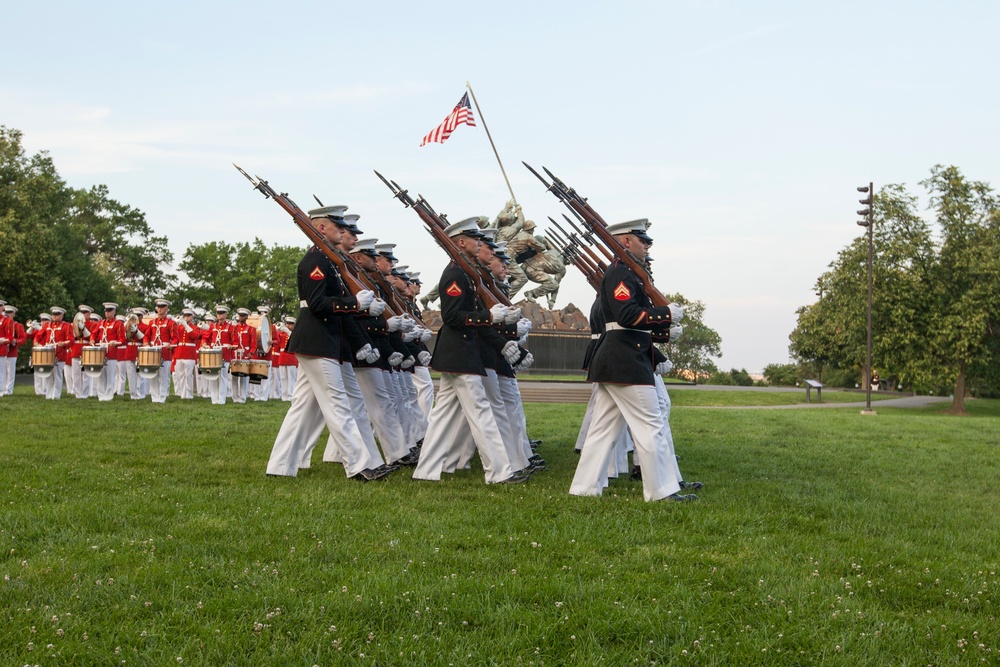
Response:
[804,379,824,402]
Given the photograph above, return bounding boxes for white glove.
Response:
[501,340,521,365]
[668,324,683,343]
[399,315,415,332]
[504,307,521,324]
[516,318,531,338]
[388,352,403,367]
[490,304,508,324]
[355,343,374,362]
[655,360,673,375]
[183,322,193,333]
[419,328,432,343]
[386,315,405,332]
[668,303,685,324]
[402,330,419,342]
[418,350,432,366]
[401,355,415,369]
[368,298,386,317]
[514,352,534,371]
[365,347,380,364]
[355,289,375,311]
[136,330,144,341]
[518,334,528,346]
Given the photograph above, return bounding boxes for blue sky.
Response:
[3,1,997,372]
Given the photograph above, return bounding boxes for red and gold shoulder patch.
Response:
[613,282,631,301]
[309,266,325,281]
[445,281,462,297]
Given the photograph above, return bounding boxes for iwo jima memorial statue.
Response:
[420,200,592,372]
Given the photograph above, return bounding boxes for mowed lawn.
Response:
[1,386,999,666]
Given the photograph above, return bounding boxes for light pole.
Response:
[857,183,876,415]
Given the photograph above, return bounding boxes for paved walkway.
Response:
[512,380,950,409]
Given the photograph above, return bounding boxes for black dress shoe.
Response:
[630,465,642,481]
[354,468,391,482]
[397,451,420,466]
[497,473,529,484]
[529,439,543,446]
[680,481,703,490]
[662,492,697,502]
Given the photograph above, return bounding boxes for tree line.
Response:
[0,126,303,331]
[786,165,1000,413]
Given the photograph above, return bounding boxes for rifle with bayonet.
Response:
[374,171,511,308]
[544,228,602,292]
[549,215,608,274]
[524,162,672,308]
[233,165,378,302]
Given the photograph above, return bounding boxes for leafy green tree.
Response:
[0,126,173,325]
[763,362,799,386]
[176,239,303,318]
[657,293,721,380]
[920,165,1000,413]
[790,167,1000,412]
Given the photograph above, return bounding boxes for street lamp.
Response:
[857,183,875,415]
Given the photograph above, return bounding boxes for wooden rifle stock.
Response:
[524,162,671,308]
[374,171,510,309]
[234,165,370,297]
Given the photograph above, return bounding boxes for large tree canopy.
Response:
[0,126,174,320]
[175,239,302,318]
[658,292,722,380]
[789,165,1000,413]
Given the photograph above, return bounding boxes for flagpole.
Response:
[466,81,517,204]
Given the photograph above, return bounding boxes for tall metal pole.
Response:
[864,181,874,414]
[465,81,517,204]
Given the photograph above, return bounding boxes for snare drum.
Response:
[198,347,223,377]
[31,345,57,378]
[230,358,250,377]
[249,359,270,384]
[81,346,107,378]
[137,346,163,379]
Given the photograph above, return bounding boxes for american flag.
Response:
[419,92,476,146]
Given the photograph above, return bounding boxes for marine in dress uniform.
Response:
[121,308,150,399]
[30,313,51,395]
[265,206,388,481]
[231,307,256,404]
[349,237,415,467]
[0,303,12,395]
[569,220,692,502]
[171,308,202,399]
[306,216,393,475]
[205,306,234,404]
[38,307,73,400]
[276,317,297,402]
[89,303,125,401]
[412,217,528,485]
[196,313,218,399]
[66,305,93,398]
[144,299,176,404]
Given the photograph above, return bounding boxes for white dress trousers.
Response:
[570,383,680,502]
[266,355,369,478]
[354,366,410,464]
[413,372,513,484]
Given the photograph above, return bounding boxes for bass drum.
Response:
[246,313,272,355]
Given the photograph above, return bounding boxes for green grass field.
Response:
[1,386,998,665]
